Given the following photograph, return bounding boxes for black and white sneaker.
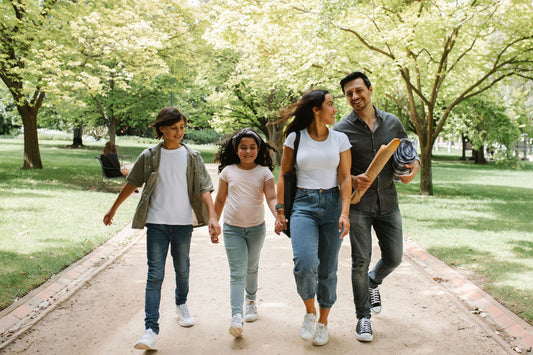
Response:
[369,285,382,313]
[355,317,373,342]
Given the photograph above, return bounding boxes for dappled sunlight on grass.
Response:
[399,156,533,324]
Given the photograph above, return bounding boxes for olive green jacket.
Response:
[127,142,214,229]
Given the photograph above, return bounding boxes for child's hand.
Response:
[103,211,115,225]
[208,217,221,243]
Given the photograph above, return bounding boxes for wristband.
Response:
[275,203,285,210]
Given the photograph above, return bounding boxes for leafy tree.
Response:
[203,1,340,157]
[444,95,521,162]
[0,0,80,168]
[300,0,533,195]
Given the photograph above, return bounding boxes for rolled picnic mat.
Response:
[393,138,417,182]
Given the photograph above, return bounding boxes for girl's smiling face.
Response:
[237,137,258,167]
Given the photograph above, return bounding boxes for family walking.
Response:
[103,71,419,351]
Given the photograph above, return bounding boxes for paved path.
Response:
[1,164,532,354]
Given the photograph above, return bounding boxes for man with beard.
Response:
[333,72,419,342]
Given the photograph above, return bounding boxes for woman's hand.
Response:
[275,212,288,235]
[338,215,350,238]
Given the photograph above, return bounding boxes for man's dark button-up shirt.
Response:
[333,107,408,213]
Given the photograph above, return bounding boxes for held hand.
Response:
[353,174,372,191]
[208,218,221,244]
[338,215,350,239]
[274,213,288,235]
[399,160,420,184]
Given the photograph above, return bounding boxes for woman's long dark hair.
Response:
[280,89,329,138]
[215,128,276,173]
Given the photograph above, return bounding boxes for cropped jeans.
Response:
[223,222,266,316]
[348,207,403,319]
[289,187,344,309]
[144,223,193,333]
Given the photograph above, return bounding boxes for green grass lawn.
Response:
[397,156,533,323]
[0,137,217,311]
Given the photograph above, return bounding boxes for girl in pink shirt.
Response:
[214,128,277,338]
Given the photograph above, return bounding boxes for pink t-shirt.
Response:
[219,164,274,228]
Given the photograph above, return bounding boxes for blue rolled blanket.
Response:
[393,138,417,182]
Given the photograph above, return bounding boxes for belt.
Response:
[297,186,339,192]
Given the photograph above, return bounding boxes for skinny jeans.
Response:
[223,222,266,316]
[144,223,193,333]
[348,207,403,319]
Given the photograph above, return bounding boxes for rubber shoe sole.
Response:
[229,325,243,338]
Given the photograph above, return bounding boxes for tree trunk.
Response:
[419,141,433,195]
[108,116,117,144]
[461,135,468,161]
[264,121,284,165]
[20,107,43,169]
[72,123,83,147]
[472,148,487,164]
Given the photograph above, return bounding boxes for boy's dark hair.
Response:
[340,71,372,93]
[214,128,276,173]
[149,107,187,139]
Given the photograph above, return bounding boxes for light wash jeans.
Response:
[289,187,343,309]
[348,207,403,319]
[144,223,193,333]
[223,222,266,316]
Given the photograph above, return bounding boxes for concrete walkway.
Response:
[1,164,532,354]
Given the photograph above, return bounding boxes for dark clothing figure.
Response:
[100,153,124,178]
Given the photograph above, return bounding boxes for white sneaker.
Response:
[300,313,316,340]
[313,323,329,346]
[176,304,194,327]
[244,299,258,322]
[134,328,157,350]
[229,313,244,338]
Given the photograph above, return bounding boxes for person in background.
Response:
[333,71,420,342]
[275,90,352,346]
[213,128,277,338]
[103,107,221,351]
[100,141,129,177]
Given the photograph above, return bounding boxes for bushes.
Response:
[184,128,221,144]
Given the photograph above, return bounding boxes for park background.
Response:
[1,0,532,333]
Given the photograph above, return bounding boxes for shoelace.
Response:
[245,303,256,314]
[359,318,372,333]
[180,306,191,319]
[369,288,381,305]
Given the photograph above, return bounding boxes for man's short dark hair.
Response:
[340,72,372,93]
[149,107,187,139]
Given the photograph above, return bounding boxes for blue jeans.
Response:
[144,223,193,333]
[290,187,344,309]
[223,222,266,316]
[348,207,403,319]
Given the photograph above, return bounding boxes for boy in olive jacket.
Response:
[104,107,221,351]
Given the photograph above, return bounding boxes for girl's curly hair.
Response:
[215,128,276,173]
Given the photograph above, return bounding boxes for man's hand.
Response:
[353,173,372,191]
[399,159,420,184]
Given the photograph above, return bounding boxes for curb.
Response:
[405,239,533,353]
[0,224,145,350]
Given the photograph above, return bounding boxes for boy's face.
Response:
[159,120,186,146]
